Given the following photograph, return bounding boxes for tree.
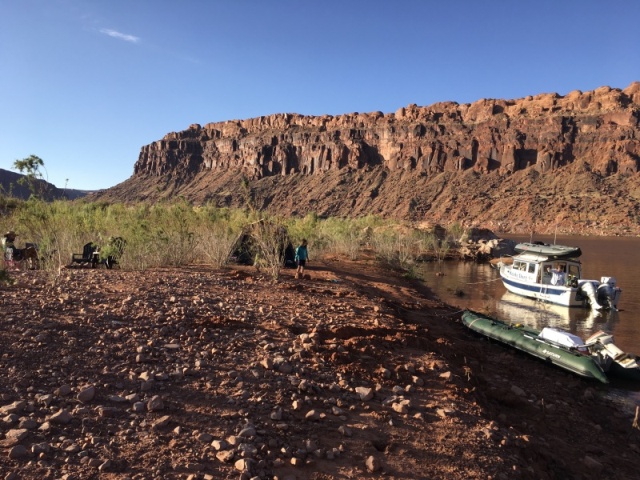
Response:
[13,155,49,199]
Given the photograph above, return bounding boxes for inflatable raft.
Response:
[461,310,608,383]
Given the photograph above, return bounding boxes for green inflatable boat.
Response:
[461,310,608,384]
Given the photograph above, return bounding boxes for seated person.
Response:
[542,265,552,284]
[2,231,23,261]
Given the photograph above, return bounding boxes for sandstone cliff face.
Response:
[99,83,640,235]
[135,83,640,180]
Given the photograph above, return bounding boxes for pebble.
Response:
[8,445,28,459]
[77,385,96,403]
[270,408,283,420]
[211,439,228,450]
[216,450,235,463]
[305,409,321,421]
[239,426,256,437]
[366,455,382,472]
[152,415,171,430]
[583,456,604,472]
[4,428,29,444]
[392,399,411,414]
[235,458,253,472]
[147,395,164,411]
[511,385,526,397]
[31,443,51,454]
[18,418,38,430]
[57,385,72,396]
[197,432,213,442]
[355,387,374,401]
[49,409,72,425]
[0,401,26,415]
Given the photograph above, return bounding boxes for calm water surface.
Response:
[418,235,640,404]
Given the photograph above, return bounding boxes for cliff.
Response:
[96,82,640,235]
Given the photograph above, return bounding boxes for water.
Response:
[418,234,640,404]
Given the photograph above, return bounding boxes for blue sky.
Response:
[1,0,639,191]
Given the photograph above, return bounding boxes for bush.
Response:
[1,199,458,278]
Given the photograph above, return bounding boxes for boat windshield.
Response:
[568,263,580,279]
[513,260,528,271]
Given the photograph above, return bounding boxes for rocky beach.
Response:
[1,255,639,479]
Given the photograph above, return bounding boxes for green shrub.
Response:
[1,199,448,277]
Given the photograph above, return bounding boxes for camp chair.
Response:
[71,242,99,268]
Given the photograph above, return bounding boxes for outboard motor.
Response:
[597,277,618,310]
[579,281,603,310]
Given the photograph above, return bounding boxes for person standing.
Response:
[295,239,309,278]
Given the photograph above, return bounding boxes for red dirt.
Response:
[1,255,639,479]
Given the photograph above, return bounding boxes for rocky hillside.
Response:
[0,168,87,201]
[95,83,640,235]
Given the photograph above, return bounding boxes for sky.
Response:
[1,0,639,191]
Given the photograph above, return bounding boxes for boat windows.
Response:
[513,260,527,271]
[528,263,536,274]
[568,264,580,278]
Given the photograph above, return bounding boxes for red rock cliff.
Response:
[98,83,640,235]
[134,83,640,179]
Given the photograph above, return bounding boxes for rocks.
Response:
[49,409,72,425]
[1,429,29,447]
[216,450,235,463]
[77,385,96,403]
[0,401,26,415]
[8,445,28,459]
[365,455,382,472]
[146,395,164,412]
[234,458,253,472]
[391,399,411,414]
[354,387,374,401]
[583,455,604,472]
[511,385,526,397]
[151,415,171,430]
[1,261,636,480]
[305,409,321,421]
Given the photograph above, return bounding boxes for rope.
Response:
[465,277,503,285]
[437,309,466,317]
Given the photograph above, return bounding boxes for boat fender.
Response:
[578,281,603,310]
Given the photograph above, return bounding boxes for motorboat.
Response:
[461,310,609,383]
[585,331,640,381]
[498,242,622,310]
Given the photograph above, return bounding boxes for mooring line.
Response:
[465,277,503,285]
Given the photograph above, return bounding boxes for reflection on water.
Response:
[420,261,619,340]
[417,234,640,403]
[496,292,620,335]
[418,235,640,352]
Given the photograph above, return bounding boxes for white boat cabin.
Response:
[510,254,582,287]
[500,243,621,309]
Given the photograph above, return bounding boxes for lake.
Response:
[418,234,640,404]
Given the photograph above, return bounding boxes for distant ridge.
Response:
[0,168,89,200]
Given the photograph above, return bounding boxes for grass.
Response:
[1,196,460,281]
